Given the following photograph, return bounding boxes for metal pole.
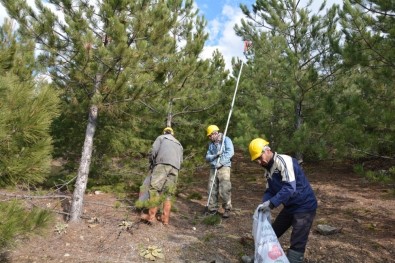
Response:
[206,62,244,210]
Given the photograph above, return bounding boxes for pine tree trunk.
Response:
[295,101,303,163]
[69,104,98,222]
[167,112,172,127]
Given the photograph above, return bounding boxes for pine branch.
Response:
[0,192,70,200]
[354,1,395,17]
[347,144,394,159]
[172,103,217,117]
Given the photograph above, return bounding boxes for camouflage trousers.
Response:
[148,164,179,205]
[207,166,232,211]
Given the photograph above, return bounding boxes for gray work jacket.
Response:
[150,134,183,170]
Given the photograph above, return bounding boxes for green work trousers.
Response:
[207,166,232,212]
[148,164,178,203]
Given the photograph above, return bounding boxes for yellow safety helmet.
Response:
[249,138,269,161]
[206,125,219,136]
[163,127,174,135]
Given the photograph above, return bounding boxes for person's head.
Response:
[206,125,220,142]
[248,138,272,166]
[163,127,174,135]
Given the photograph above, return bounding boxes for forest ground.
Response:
[1,151,394,263]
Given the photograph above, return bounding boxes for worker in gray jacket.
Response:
[140,127,183,225]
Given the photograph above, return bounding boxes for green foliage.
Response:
[353,163,395,184]
[0,20,60,186]
[0,77,60,186]
[233,0,395,162]
[364,170,394,184]
[338,0,395,159]
[187,192,202,200]
[234,0,343,160]
[353,164,364,176]
[0,201,54,249]
[0,19,35,79]
[201,214,221,226]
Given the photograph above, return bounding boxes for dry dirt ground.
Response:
[1,152,394,263]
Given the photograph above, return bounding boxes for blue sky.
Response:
[0,0,342,70]
[194,0,256,70]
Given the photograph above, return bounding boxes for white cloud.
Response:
[0,3,8,25]
[207,19,221,42]
[200,4,246,71]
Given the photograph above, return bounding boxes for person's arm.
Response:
[218,137,234,165]
[205,143,217,162]
[263,180,275,202]
[180,145,184,165]
[268,155,297,208]
[150,136,162,161]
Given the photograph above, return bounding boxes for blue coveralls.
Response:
[262,153,317,253]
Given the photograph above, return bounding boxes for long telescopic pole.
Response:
[206,62,244,210]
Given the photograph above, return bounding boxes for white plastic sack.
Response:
[252,207,289,263]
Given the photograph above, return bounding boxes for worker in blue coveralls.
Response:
[248,138,317,263]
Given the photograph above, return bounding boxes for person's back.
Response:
[152,133,183,170]
[265,153,317,214]
[289,157,317,212]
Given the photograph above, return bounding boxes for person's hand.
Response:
[258,200,271,211]
[216,149,223,157]
[215,163,223,169]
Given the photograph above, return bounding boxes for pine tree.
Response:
[234,0,342,160]
[337,0,395,158]
[0,19,60,186]
[1,0,230,221]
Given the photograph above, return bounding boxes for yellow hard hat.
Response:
[163,127,174,135]
[206,125,219,136]
[249,138,269,161]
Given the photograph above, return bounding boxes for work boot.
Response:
[148,207,158,223]
[140,208,149,221]
[222,209,230,218]
[162,200,172,225]
[140,207,158,224]
[287,249,304,263]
